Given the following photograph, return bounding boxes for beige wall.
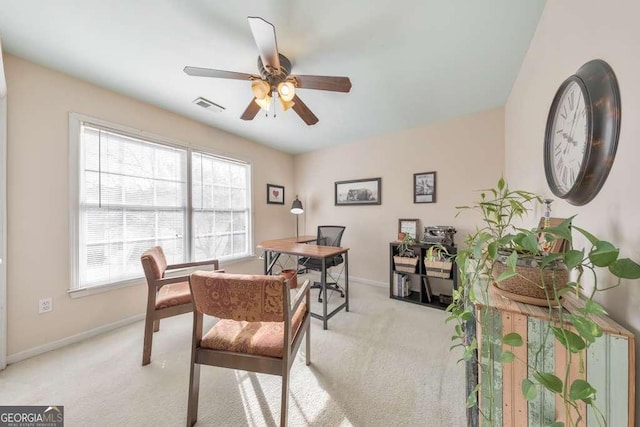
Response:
[5,54,295,356]
[505,0,640,412]
[294,108,505,284]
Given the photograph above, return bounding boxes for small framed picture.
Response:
[414,171,436,203]
[537,217,570,253]
[398,219,419,240]
[267,184,285,205]
[335,178,382,206]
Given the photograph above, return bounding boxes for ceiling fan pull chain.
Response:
[273,91,277,117]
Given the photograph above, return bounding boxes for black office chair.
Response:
[299,225,346,302]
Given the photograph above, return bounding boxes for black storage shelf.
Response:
[389,241,458,311]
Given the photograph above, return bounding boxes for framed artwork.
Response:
[398,219,419,240]
[537,217,569,253]
[266,184,285,205]
[414,171,436,203]
[335,178,381,206]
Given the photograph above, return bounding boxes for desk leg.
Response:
[263,250,268,274]
[322,257,328,330]
[344,251,349,312]
[264,251,281,275]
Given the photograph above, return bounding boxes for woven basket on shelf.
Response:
[425,259,453,279]
[393,256,419,274]
[492,255,569,300]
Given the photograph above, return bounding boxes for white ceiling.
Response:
[0,0,546,154]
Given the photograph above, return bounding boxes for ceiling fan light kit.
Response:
[251,79,271,100]
[184,16,351,125]
[277,81,295,101]
[278,97,295,111]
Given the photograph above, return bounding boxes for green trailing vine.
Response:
[446,178,640,426]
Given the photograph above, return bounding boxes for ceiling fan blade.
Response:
[294,75,352,93]
[184,66,254,81]
[240,99,261,121]
[291,95,319,126]
[247,17,281,73]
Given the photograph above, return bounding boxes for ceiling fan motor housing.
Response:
[258,54,292,82]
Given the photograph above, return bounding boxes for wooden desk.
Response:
[257,236,349,330]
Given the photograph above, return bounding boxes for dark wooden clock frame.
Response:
[543,59,621,206]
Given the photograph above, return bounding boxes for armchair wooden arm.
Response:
[291,279,311,317]
[153,275,190,289]
[166,259,219,271]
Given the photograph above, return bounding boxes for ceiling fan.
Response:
[184,17,352,126]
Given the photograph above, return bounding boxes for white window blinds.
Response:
[71,116,253,292]
[191,152,251,261]
[78,124,187,288]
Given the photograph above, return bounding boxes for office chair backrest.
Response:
[317,226,346,247]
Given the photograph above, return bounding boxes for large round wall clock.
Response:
[543,59,621,206]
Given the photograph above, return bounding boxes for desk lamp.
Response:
[290,196,304,239]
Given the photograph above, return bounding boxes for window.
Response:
[70,115,252,292]
[191,152,250,261]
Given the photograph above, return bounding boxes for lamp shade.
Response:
[251,80,271,99]
[255,95,271,111]
[278,97,295,111]
[277,81,296,102]
[290,196,304,214]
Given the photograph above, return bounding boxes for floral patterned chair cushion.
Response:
[201,303,307,358]
[190,272,305,358]
[155,281,191,309]
[189,272,286,322]
[140,246,168,280]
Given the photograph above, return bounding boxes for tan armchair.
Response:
[187,272,311,427]
[140,246,220,366]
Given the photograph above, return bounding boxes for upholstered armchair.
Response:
[140,246,220,366]
[187,272,311,427]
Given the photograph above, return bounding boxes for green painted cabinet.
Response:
[469,287,635,426]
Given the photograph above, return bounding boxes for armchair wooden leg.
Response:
[142,315,154,366]
[153,319,160,332]
[280,370,290,427]
[187,362,200,427]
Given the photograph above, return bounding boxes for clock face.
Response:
[549,80,588,195]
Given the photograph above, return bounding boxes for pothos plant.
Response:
[396,233,417,257]
[446,178,640,426]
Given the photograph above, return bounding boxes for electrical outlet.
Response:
[39,297,52,314]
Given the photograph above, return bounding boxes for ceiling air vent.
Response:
[193,97,225,113]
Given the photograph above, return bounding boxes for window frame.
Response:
[69,113,254,297]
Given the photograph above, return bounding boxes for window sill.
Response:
[68,254,258,299]
[219,253,257,266]
[68,277,145,299]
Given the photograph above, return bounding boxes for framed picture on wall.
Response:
[414,171,436,203]
[335,178,382,206]
[266,184,285,204]
[398,219,419,240]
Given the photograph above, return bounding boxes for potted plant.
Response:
[393,233,419,274]
[447,178,640,426]
[424,245,454,279]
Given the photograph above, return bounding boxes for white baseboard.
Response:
[6,275,387,366]
[7,313,145,365]
[300,270,387,289]
[349,275,387,288]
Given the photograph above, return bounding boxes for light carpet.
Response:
[0,278,466,426]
